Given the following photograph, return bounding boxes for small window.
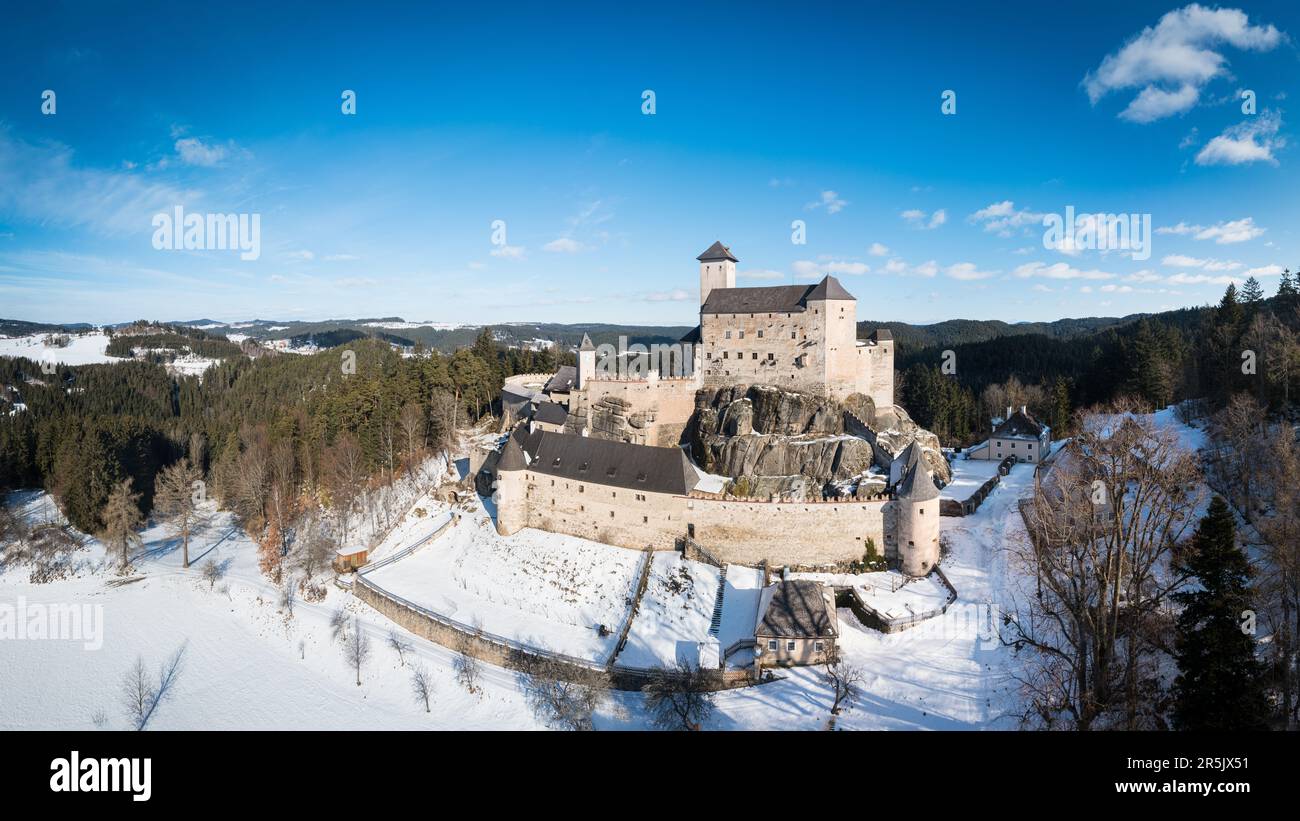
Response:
[706,352,712,360]
[757,330,764,338]
[790,331,796,340]
[738,330,744,339]
[751,352,757,360]
[722,351,728,359]
[767,639,777,651]
[725,330,732,339]
[767,353,774,361]
[610,511,614,518]
[814,641,824,653]
[786,640,796,652]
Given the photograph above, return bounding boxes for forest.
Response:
[897,273,1300,446]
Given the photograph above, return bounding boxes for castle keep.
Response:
[488,242,942,576]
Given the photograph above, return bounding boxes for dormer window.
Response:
[579,461,589,472]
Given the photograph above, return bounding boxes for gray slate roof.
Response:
[500,429,700,496]
[534,400,569,426]
[896,461,941,502]
[544,365,577,393]
[700,275,855,315]
[697,241,738,262]
[755,580,836,638]
[579,333,596,352]
[993,409,1047,440]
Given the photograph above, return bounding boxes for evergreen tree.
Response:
[1218,282,1244,329]
[1172,496,1271,730]
[1240,276,1265,305]
[1278,268,1296,298]
[1049,376,1071,436]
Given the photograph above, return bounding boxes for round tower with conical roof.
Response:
[895,460,942,577]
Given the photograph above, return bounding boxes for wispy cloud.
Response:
[1082,4,1284,123]
[901,208,945,229]
[806,190,848,214]
[1155,216,1264,243]
[967,201,1043,237]
[1195,110,1286,166]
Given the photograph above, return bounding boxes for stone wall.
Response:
[569,376,698,447]
[496,464,890,568]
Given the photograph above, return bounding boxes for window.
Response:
[725,330,732,339]
[722,351,728,359]
[920,507,925,515]
[736,351,741,360]
[706,352,712,360]
[642,516,648,523]
[738,330,744,339]
[610,511,615,518]
[751,352,757,359]
[757,329,764,338]
[767,639,777,651]
[767,353,774,361]
[579,485,584,493]
[786,640,796,652]
[791,331,796,339]
[814,641,824,653]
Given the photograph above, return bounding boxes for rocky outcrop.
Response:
[582,395,652,444]
[688,385,948,496]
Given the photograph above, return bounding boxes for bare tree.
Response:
[642,662,716,730]
[279,581,297,619]
[326,433,367,545]
[519,657,604,731]
[294,512,335,580]
[342,617,371,686]
[1006,401,1202,730]
[99,478,144,572]
[329,606,350,644]
[153,458,206,568]
[822,656,864,717]
[120,656,154,730]
[410,664,434,713]
[1257,424,1300,729]
[454,648,481,695]
[428,389,459,455]
[387,629,413,667]
[398,402,427,474]
[201,557,225,590]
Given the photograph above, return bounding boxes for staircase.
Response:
[708,564,729,636]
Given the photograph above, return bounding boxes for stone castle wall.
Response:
[495,466,889,568]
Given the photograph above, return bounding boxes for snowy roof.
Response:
[755,580,837,639]
[992,409,1046,440]
[696,240,738,262]
[700,276,856,315]
[336,546,367,556]
[501,429,700,496]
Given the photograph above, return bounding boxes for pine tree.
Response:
[1050,376,1071,436]
[1172,496,1271,730]
[1278,268,1296,298]
[99,477,145,572]
[1240,276,1265,305]
[1218,282,1243,329]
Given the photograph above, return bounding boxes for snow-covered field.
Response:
[9,408,1223,730]
[361,514,643,662]
[0,332,114,366]
[940,457,1001,501]
[616,552,719,669]
[790,568,951,621]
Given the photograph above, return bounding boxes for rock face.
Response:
[580,395,652,444]
[688,384,948,497]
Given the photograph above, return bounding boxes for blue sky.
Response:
[1,1,1297,326]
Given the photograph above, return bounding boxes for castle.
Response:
[487,242,942,577]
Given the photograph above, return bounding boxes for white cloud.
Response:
[945,262,997,281]
[868,242,890,256]
[1161,254,1242,269]
[1195,217,1265,243]
[806,190,848,214]
[1083,4,1284,122]
[791,258,869,279]
[883,258,907,274]
[490,245,526,259]
[643,289,692,302]
[1167,272,1245,285]
[912,260,940,278]
[543,237,586,253]
[968,200,1044,237]
[1100,284,1135,293]
[1244,264,1283,277]
[1196,110,1286,165]
[1155,217,1264,243]
[173,137,228,167]
[901,208,945,229]
[739,268,786,281]
[1012,261,1118,280]
[285,249,315,261]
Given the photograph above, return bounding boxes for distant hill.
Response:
[857,315,1149,354]
[0,319,96,337]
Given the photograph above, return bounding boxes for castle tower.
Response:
[894,461,941,577]
[576,333,596,389]
[697,241,737,306]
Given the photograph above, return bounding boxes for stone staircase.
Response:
[708,564,729,636]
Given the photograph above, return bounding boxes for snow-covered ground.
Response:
[616,552,719,669]
[789,568,951,621]
[940,457,1001,501]
[361,513,643,662]
[0,332,114,366]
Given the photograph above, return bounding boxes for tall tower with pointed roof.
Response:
[576,332,596,390]
[697,241,737,306]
